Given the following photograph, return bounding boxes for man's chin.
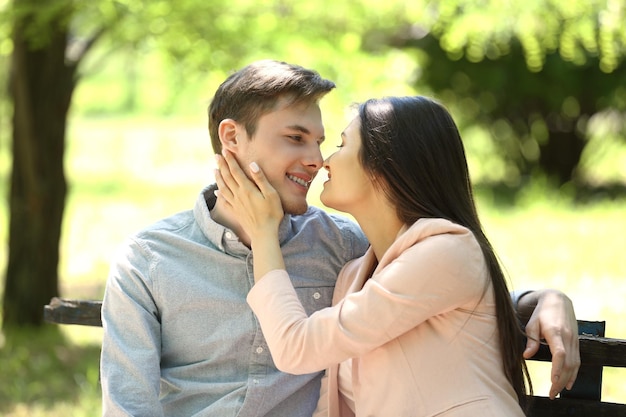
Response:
[282,200,309,216]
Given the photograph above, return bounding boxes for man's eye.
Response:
[336,144,344,148]
[289,135,303,142]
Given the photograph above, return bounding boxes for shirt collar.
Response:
[195,184,295,253]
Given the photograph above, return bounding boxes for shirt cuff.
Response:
[510,289,534,310]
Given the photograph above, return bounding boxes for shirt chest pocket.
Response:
[294,286,334,316]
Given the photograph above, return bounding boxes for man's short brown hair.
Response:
[208,60,335,153]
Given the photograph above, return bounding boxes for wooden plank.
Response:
[43,297,103,327]
[578,336,626,367]
[527,396,626,417]
[530,336,626,367]
[562,321,604,401]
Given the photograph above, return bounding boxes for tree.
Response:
[4,0,83,327]
[386,0,626,187]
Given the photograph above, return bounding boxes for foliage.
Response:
[423,0,626,73]
[0,0,422,116]
[412,35,625,186]
[92,0,625,189]
[1,0,418,88]
[374,0,626,188]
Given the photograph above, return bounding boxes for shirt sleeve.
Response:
[247,230,488,374]
[100,238,164,417]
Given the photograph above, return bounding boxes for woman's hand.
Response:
[214,150,286,279]
[520,289,580,399]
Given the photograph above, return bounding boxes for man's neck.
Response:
[210,198,252,248]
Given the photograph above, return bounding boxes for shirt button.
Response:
[313,292,321,300]
[225,231,233,239]
[256,346,264,354]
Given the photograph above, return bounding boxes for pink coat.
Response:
[247,218,525,416]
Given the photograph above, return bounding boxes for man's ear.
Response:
[218,119,242,153]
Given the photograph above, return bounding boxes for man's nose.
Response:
[302,144,324,170]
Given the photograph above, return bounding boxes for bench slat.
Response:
[530,335,626,367]
[43,297,103,327]
[528,396,626,417]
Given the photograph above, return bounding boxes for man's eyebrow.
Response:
[286,124,310,134]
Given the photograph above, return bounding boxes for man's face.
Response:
[234,98,325,215]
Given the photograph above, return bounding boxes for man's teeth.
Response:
[287,174,310,187]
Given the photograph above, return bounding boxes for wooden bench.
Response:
[44,297,626,416]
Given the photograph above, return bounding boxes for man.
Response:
[100,60,579,416]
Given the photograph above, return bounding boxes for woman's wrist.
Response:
[251,234,285,281]
[249,226,279,246]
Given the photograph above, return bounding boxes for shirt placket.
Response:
[236,252,272,417]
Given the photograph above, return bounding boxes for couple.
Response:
[100,60,580,416]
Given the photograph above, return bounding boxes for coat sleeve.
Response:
[100,238,164,417]
[247,229,488,374]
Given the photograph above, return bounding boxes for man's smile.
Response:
[286,174,311,188]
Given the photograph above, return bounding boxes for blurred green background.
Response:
[1,0,625,415]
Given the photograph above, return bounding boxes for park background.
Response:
[0,0,625,415]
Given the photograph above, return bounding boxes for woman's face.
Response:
[320,116,377,214]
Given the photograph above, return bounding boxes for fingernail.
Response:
[215,154,221,164]
[214,189,220,197]
[249,162,260,173]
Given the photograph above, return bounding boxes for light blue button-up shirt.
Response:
[100,185,368,417]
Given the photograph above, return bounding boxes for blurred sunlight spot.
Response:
[0,37,13,55]
[562,96,580,118]
[340,33,361,53]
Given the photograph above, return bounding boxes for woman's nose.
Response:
[322,152,334,171]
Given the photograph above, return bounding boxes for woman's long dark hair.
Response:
[357,96,532,409]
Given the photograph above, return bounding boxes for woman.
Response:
[215,96,530,416]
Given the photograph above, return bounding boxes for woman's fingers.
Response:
[222,149,254,190]
[214,155,235,204]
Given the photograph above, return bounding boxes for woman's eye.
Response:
[336,143,344,148]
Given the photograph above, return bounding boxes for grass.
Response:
[0,115,625,415]
[0,326,102,416]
